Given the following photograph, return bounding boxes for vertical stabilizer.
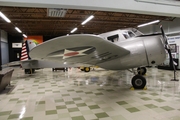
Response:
[21,40,36,61]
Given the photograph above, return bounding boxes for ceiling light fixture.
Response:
[0,11,11,23]
[70,27,77,33]
[15,27,22,33]
[81,15,94,25]
[23,34,27,38]
[137,20,160,28]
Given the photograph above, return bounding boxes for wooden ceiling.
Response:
[0,6,175,37]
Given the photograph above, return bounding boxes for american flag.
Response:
[20,41,30,61]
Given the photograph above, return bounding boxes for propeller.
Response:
[160,25,178,81]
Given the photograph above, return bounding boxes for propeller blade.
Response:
[160,25,178,81]
[160,25,168,45]
[167,49,176,72]
[160,25,176,71]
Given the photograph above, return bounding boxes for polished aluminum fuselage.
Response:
[97,35,166,70]
[23,29,166,71]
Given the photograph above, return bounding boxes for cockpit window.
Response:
[107,34,119,42]
[123,31,135,39]
[128,31,135,37]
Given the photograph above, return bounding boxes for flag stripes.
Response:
[20,41,30,61]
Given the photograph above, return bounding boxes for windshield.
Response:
[122,31,135,39]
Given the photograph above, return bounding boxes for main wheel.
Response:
[131,75,146,89]
[25,69,35,74]
[24,69,31,74]
[32,69,35,73]
[84,67,90,72]
[137,67,147,75]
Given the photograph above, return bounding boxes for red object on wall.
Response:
[24,36,43,44]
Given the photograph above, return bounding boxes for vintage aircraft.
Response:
[21,26,172,89]
[20,40,78,73]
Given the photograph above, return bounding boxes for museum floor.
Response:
[0,67,180,120]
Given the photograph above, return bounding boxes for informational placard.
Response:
[165,35,180,69]
[12,43,22,48]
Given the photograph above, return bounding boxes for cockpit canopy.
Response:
[99,28,143,43]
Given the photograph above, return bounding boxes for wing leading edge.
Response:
[29,34,130,66]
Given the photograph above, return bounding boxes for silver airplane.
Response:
[21,26,170,89]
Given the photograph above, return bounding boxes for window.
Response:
[107,34,119,42]
[122,31,135,39]
[128,31,135,37]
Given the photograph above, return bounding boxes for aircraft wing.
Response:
[29,34,130,66]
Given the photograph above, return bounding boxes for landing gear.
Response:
[137,67,146,75]
[79,66,91,72]
[84,67,90,72]
[130,67,147,89]
[24,69,35,74]
[79,66,84,71]
[131,75,146,89]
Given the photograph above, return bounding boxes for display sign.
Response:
[12,43,22,48]
[163,35,180,68]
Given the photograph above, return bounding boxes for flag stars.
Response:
[48,48,92,59]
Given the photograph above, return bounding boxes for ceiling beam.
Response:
[0,0,179,17]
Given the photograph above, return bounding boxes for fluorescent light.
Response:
[137,20,160,28]
[23,34,27,38]
[15,27,22,33]
[81,15,94,25]
[0,11,11,23]
[70,27,77,33]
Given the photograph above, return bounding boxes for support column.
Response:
[0,30,2,70]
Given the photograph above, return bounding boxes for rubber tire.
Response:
[24,69,31,74]
[32,69,35,73]
[24,69,35,74]
[137,67,147,75]
[131,75,146,89]
[84,67,90,72]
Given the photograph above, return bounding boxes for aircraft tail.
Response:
[21,40,36,61]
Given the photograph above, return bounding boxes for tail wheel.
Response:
[84,67,90,72]
[32,69,35,73]
[24,69,35,74]
[137,67,146,75]
[131,75,146,89]
[24,69,31,74]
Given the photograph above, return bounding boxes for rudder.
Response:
[21,40,36,61]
